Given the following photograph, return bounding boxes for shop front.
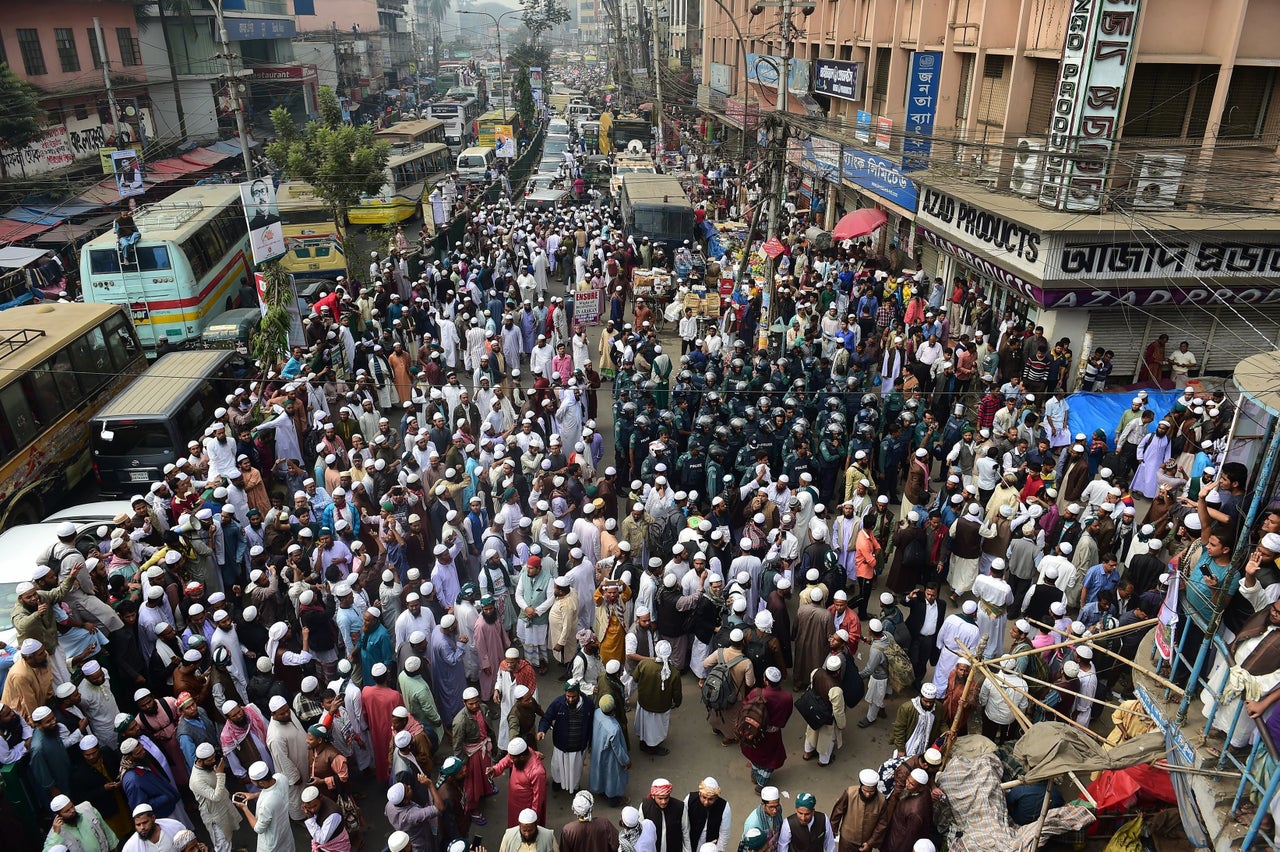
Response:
[247,64,319,126]
[915,180,1280,384]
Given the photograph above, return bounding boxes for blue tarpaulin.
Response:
[697,220,726,260]
[1061,389,1182,449]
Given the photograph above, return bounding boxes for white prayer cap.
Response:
[196,742,216,759]
[463,687,480,700]
[394,730,412,749]
[825,655,842,672]
[249,761,270,781]
[1050,601,1067,616]
[371,663,388,678]
[302,785,321,803]
[508,736,529,755]
[221,699,239,715]
[519,808,539,824]
[859,769,880,786]
[268,695,288,712]
[387,783,407,805]
[910,768,930,785]
[810,588,824,603]
[962,600,978,615]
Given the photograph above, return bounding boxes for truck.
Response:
[619,173,696,249]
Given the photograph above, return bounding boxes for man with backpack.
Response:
[700,628,755,745]
[857,619,895,729]
[800,655,847,767]
[634,640,681,756]
[738,666,793,792]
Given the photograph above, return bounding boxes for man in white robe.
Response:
[264,697,307,821]
[237,762,292,852]
[932,601,981,698]
[971,560,1014,659]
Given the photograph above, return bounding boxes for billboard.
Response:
[709,62,733,95]
[903,51,942,170]
[111,149,145,199]
[240,178,287,265]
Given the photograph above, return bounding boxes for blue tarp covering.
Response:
[697,220,727,260]
[21,199,102,218]
[1,206,67,225]
[1062,389,1182,449]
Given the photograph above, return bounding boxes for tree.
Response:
[515,66,536,125]
[249,261,292,369]
[520,0,569,44]
[266,87,390,231]
[507,40,550,72]
[0,63,43,172]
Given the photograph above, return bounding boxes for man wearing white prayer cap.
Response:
[831,768,889,851]
[120,803,186,852]
[499,808,556,852]
[265,693,308,821]
[189,739,240,852]
[234,760,292,852]
[931,600,981,698]
[47,792,118,852]
[2,636,53,724]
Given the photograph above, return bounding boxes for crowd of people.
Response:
[7,138,1280,852]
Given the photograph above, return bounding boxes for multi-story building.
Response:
[668,0,698,68]
[293,0,387,104]
[701,0,1280,376]
[0,0,154,178]
[138,0,308,141]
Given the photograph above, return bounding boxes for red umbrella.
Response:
[832,208,888,240]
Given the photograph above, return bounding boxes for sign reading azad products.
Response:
[813,59,861,102]
[918,187,1042,266]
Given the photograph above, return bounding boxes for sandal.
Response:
[470,814,487,826]
[802,751,817,761]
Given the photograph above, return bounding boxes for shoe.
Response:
[802,751,817,761]
[857,718,875,728]
[652,745,671,756]
[878,707,887,719]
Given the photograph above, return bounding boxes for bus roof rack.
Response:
[0,327,47,359]
[134,201,208,229]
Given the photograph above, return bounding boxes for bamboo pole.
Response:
[1015,672,1128,716]
[940,633,989,764]
[986,616,1161,664]
[958,640,1098,805]
[1021,616,1185,696]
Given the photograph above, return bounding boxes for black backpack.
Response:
[701,649,740,712]
[646,507,682,558]
[742,630,772,683]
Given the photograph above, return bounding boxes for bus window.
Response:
[70,327,112,394]
[136,246,172,272]
[0,383,38,447]
[90,249,121,275]
[48,352,82,405]
[183,236,212,281]
[315,247,331,258]
[103,313,139,368]
[25,367,65,427]
[295,247,313,259]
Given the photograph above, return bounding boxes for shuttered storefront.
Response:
[1087,304,1280,383]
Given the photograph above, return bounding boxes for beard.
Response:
[62,811,80,826]
[859,789,878,802]
[482,610,498,624]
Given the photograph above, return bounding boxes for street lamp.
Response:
[458,9,522,122]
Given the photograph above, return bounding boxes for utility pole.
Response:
[761,0,794,351]
[93,19,125,144]
[211,0,255,179]
[650,0,664,152]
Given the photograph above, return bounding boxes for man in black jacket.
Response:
[904,583,947,688]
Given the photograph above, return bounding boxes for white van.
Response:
[565,103,596,125]
[456,146,496,184]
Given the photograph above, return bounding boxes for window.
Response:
[102,313,140,369]
[1123,64,1212,138]
[116,28,139,67]
[54,28,78,73]
[86,28,102,69]
[25,365,66,427]
[17,29,46,76]
[69,327,111,395]
[47,352,82,406]
[0,383,39,449]
[0,30,8,65]
[871,48,891,113]
[135,245,173,272]
[89,249,121,275]
[1220,66,1274,140]
[1025,59,1060,136]
[955,54,976,122]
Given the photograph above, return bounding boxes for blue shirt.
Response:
[1080,564,1121,604]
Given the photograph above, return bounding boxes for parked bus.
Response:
[619,173,696,249]
[348,142,452,225]
[275,182,348,280]
[79,185,253,349]
[477,109,521,148]
[91,349,253,496]
[0,302,146,527]
[375,118,446,147]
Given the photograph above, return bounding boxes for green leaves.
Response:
[0,63,43,155]
[250,260,292,370]
[265,85,390,228]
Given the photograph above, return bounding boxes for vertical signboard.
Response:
[855,110,872,142]
[874,117,892,150]
[903,51,942,171]
[1040,0,1142,212]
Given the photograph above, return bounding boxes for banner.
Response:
[813,59,861,102]
[573,288,604,325]
[874,117,892,150]
[494,125,516,159]
[111,149,145,199]
[240,179,287,265]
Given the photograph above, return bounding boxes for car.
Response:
[544,136,570,157]
[525,189,570,211]
[43,501,134,526]
[0,520,105,640]
[548,119,571,136]
[526,174,561,195]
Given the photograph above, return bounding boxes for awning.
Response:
[0,246,49,268]
[29,213,116,247]
[181,147,232,167]
[208,139,258,157]
[9,199,103,221]
[1,207,67,226]
[148,158,205,179]
[0,219,55,244]
[76,177,160,206]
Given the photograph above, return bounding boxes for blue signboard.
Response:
[855,110,872,143]
[903,51,942,171]
[745,53,810,94]
[224,17,297,41]
[841,148,918,211]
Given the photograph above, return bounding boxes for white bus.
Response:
[79,185,253,349]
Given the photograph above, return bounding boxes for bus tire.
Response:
[3,497,42,529]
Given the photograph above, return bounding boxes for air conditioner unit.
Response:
[1010,137,1045,198]
[1131,151,1186,209]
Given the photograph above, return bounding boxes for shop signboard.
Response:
[1040,0,1142,212]
[710,62,733,95]
[854,110,872,142]
[903,51,941,170]
[813,59,861,102]
[841,149,918,211]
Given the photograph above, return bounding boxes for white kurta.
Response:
[933,615,981,696]
[251,775,293,852]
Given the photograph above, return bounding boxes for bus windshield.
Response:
[88,245,172,274]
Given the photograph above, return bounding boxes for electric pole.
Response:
[212,0,255,179]
[650,0,664,151]
[93,19,124,144]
